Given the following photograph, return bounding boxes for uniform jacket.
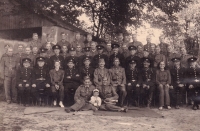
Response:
[16,67,33,86]
[94,68,110,86]
[74,84,95,102]
[32,66,50,84]
[109,66,126,86]
[185,67,200,85]
[63,68,81,84]
[79,66,95,81]
[97,85,119,100]
[0,55,18,78]
[141,68,156,86]
[170,67,185,86]
[126,67,141,85]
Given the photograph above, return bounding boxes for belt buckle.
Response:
[194,79,199,82]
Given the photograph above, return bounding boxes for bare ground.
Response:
[0,101,199,131]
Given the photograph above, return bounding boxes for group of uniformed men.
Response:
[1,31,200,111]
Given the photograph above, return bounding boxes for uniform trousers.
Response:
[113,85,127,106]
[99,103,122,111]
[170,84,185,106]
[4,76,17,102]
[31,80,51,104]
[70,99,94,111]
[126,82,140,105]
[17,83,31,105]
[64,82,80,106]
[140,85,155,105]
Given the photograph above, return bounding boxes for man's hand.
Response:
[55,84,59,90]
[25,84,29,87]
[67,76,71,79]
[120,84,125,87]
[136,84,140,87]
[159,84,163,87]
[189,85,194,89]
[46,84,50,88]
[32,84,36,88]
[166,84,170,88]
[143,84,147,88]
[18,84,22,87]
[127,83,131,86]
[76,99,81,103]
[169,86,173,89]
[178,84,184,87]
[104,98,112,102]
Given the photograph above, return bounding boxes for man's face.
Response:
[102,78,108,86]
[76,46,82,52]
[130,50,136,55]
[99,60,105,67]
[113,48,119,54]
[155,47,161,54]
[38,61,45,67]
[75,33,81,40]
[124,35,130,42]
[54,62,60,68]
[85,51,90,56]
[97,49,103,54]
[62,46,68,53]
[143,61,150,68]
[91,42,96,50]
[46,43,51,50]
[69,51,76,56]
[117,33,123,41]
[132,34,137,41]
[84,60,91,66]
[23,62,30,68]
[180,48,186,55]
[190,62,196,68]
[25,48,31,54]
[174,61,180,68]
[67,62,74,68]
[106,44,112,50]
[84,79,91,86]
[32,47,38,54]
[159,36,164,43]
[18,45,23,52]
[167,46,173,53]
[33,34,38,41]
[151,45,155,52]
[7,48,13,56]
[137,46,143,53]
[54,49,60,54]
[105,35,111,43]
[130,63,136,68]
[122,45,128,50]
[146,37,151,43]
[61,34,66,40]
[113,60,120,66]
[40,52,47,57]
[87,35,92,41]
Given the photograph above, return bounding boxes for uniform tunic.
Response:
[29,40,42,49]
[79,66,95,82]
[94,68,110,86]
[0,55,18,101]
[109,66,126,86]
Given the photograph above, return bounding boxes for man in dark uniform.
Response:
[93,45,109,68]
[31,57,51,106]
[185,57,200,110]
[109,43,125,68]
[57,32,70,48]
[79,47,93,68]
[65,47,79,69]
[37,47,50,70]
[63,59,81,106]
[140,58,156,108]
[49,45,64,69]
[16,58,33,106]
[126,59,141,106]
[170,58,185,109]
[125,45,141,69]
[79,57,95,83]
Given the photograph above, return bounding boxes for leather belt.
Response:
[36,78,46,80]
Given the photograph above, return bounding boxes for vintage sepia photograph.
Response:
[0,0,200,131]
